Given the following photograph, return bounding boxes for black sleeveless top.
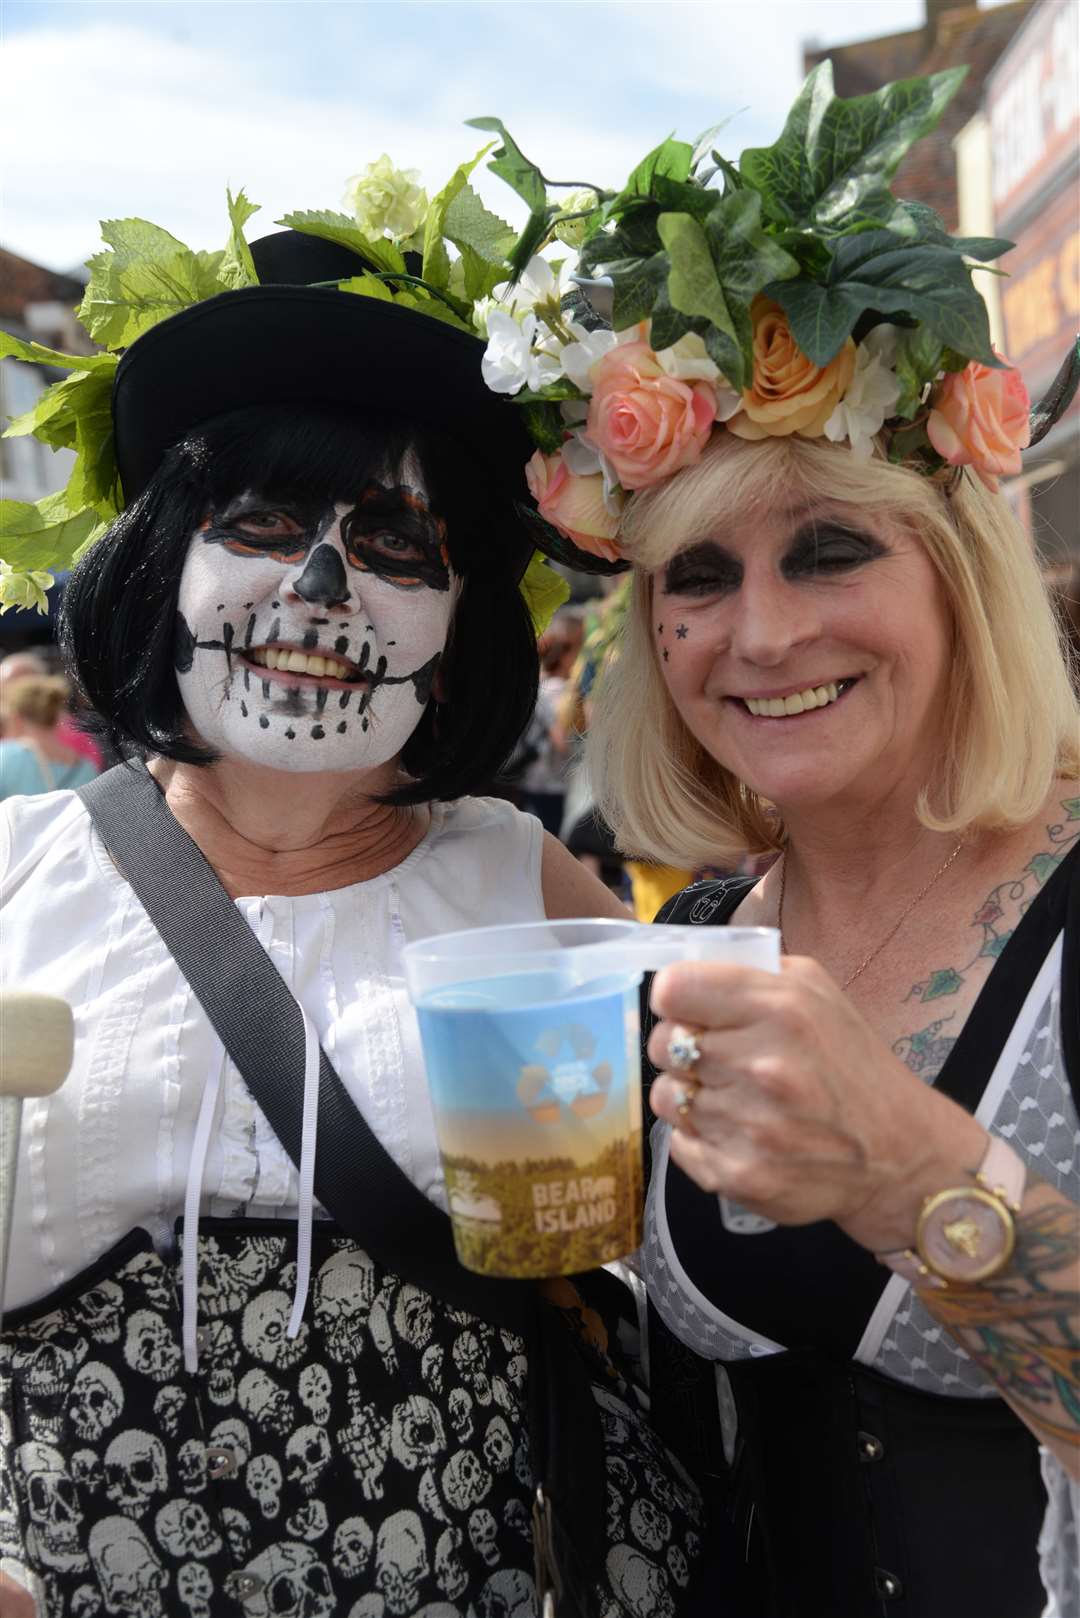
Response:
[643,842,1080,1618]
[651,841,1079,1356]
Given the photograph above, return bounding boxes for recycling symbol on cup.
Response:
[517,1021,613,1124]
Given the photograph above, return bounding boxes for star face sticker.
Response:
[675,624,688,639]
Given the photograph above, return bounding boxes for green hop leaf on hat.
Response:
[740,61,967,239]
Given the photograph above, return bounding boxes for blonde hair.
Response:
[0,674,71,730]
[589,432,1080,869]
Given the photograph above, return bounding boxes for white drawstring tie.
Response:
[182,1057,223,1374]
[182,1009,321,1374]
[287,1009,321,1339]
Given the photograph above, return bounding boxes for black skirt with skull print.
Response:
[0,1220,541,1618]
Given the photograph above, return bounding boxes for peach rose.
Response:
[585,339,717,491]
[728,296,856,440]
[926,358,1031,492]
[525,450,622,563]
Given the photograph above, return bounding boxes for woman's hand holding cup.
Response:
[648,953,988,1253]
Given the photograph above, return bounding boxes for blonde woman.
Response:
[589,432,1080,1616]
[463,59,1080,1611]
[0,673,98,797]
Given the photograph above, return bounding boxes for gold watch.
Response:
[877,1135,1025,1289]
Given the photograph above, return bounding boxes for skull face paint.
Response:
[175,472,454,773]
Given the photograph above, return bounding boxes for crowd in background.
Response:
[4,543,1077,905]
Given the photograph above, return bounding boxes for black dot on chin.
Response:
[285,727,296,739]
[271,601,280,609]
[259,716,269,729]
[361,718,369,732]
[216,604,225,612]
[311,726,325,739]
[337,721,347,734]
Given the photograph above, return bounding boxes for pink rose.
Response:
[585,339,717,491]
[926,358,1031,493]
[525,450,622,563]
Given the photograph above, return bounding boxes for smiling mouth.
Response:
[244,645,371,688]
[735,677,859,717]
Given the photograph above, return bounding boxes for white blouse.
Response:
[1,788,545,1316]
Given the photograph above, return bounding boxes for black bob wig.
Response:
[59,404,540,805]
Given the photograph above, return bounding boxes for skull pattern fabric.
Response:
[1,1223,703,1616]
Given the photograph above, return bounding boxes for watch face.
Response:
[918,1187,1015,1283]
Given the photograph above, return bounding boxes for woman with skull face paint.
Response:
[0,211,634,1618]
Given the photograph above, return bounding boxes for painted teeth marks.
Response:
[339,691,352,711]
[243,667,251,692]
[262,680,271,700]
[240,701,248,718]
[259,716,269,729]
[302,629,319,651]
[315,688,328,713]
[244,613,256,649]
[267,617,281,646]
[337,721,347,734]
[334,636,349,655]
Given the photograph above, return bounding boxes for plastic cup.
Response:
[402,918,780,1276]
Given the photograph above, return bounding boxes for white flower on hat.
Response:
[342,155,428,242]
[559,322,619,393]
[561,427,623,513]
[481,310,562,395]
[824,324,902,460]
[655,332,743,421]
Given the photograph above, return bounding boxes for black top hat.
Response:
[110,231,626,576]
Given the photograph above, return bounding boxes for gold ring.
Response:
[674,1079,699,1119]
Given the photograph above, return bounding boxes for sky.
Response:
[1,0,1014,274]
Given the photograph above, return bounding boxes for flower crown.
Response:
[0,159,569,629]
[472,63,1080,563]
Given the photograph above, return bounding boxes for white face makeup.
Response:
[175,472,454,774]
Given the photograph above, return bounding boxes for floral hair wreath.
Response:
[472,65,1080,564]
[0,159,571,628]
[2,70,1078,613]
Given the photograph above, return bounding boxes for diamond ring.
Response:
[667,1025,703,1074]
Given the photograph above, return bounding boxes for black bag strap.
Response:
[78,763,531,1333]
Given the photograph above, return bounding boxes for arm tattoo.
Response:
[893,800,1080,1082]
[921,1187,1080,1451]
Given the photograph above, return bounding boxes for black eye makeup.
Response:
[198,496,325,563]
[660,520,889,598]
[661,542,742,598]
[782,520,889,577]
[342,483,451,592]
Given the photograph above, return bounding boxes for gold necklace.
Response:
[777,838,965,991]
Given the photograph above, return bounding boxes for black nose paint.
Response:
[294,544,350,607]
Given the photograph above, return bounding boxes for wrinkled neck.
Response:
[150,756,429,897]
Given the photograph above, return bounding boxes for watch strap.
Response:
[876,1134,1025,1289]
